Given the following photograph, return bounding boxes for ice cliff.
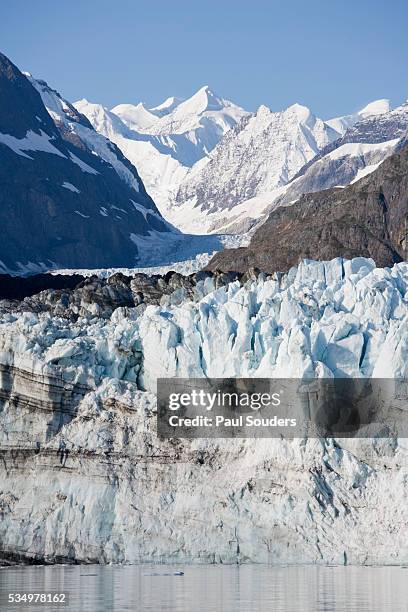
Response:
[1,257,408,564]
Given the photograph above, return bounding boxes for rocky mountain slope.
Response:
[172,103,340,231]
[172,100,403,234]
[207,143,408,274]
[1,257,408,563]
[186,102,408,235]
[292,100,408,185]
[0,52,173,274]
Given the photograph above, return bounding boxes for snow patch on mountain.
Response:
[324,138,399,162]
[0,129,66,159]
[61,181,80,193]
[31,79,141,192]
[68,151,99,174]
[326,99,391,135]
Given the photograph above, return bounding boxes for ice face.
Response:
[138,258,408,389]
[1,257,408,565]
[2,257,408,391]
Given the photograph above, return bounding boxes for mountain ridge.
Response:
[0,51,173,274]
[207,143,408,273]
[75,81,404,236]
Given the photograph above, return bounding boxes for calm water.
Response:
[1,564,408,612]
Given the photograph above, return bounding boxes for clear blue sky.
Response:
[1,0,407,118]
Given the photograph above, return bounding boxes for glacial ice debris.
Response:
[1,257,408,389]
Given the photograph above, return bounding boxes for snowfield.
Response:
[1,257,408,564]
[75,86,248,214]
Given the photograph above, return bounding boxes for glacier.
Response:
[1,257,408,564]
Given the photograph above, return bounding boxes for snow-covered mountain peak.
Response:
[359,99,391,116]
[79,84,249,197]
[285,103,332,137]
[74,98,130,138]
[149,95,183,116]
[75,97,91,107]
[111,85,248,139]
[181,84,224,113]
[78,86,249,211]
[256,104,272,116]
[174,98,340,232]
[327,98,393,135]
[338,100,408,145]
[111,101,158,132]
[74,77,406,239]
[255,103,325,134]
[150,86,247,136]
[396,100,408,112]
[286,102,313,121]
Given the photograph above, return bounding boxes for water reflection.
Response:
[0,564,407,612]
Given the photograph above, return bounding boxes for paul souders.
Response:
[216,415,297,427]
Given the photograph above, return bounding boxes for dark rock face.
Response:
[0,274,135,320]
[0,52,171,273]
[0,269,251,321]
[0,273,85,300]
[207,145,408,274]
[0,55,58,139]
